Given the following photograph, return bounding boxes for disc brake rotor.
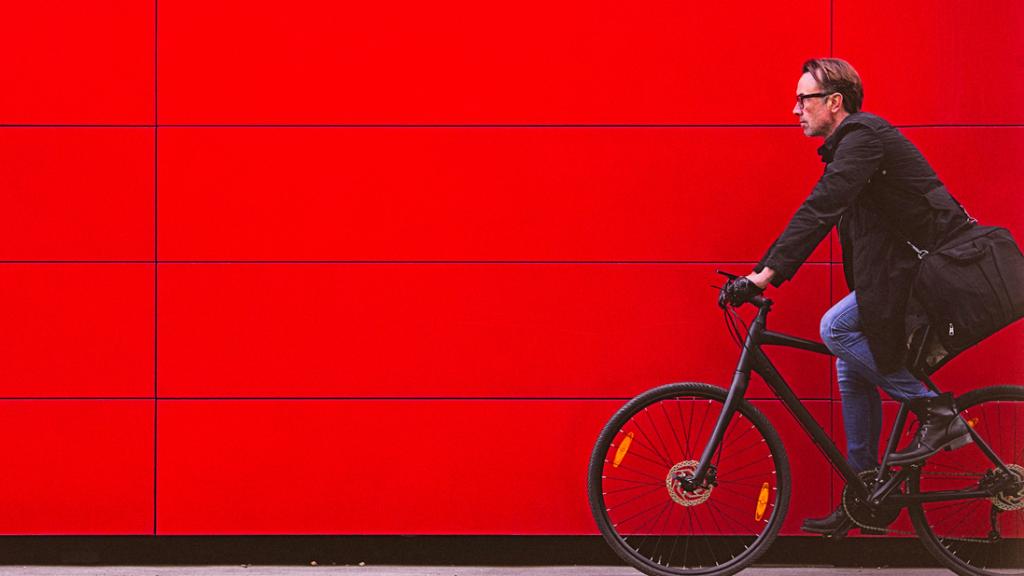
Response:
[666,460,712,507]
[991,463,1024,511]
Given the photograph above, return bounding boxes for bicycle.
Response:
[588,271,1024,576]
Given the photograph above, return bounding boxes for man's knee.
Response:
[821,297,858,351]
[820,308,843,350]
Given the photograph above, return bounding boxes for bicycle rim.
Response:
[588,383,790,576]
[909,385,1024,576]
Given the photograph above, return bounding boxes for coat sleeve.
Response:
[755,124,883,286]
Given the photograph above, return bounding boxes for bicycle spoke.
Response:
[612,439,674,469]
[631,418,673,468]
[604,475,662,488]
[660,401,688,461]
[681,504,693,568]
[703,517,720,568]
[633,500,672,554]
[720,469,776,484]
[706,499,758,534]
[675,398,692,457]
[718,437,771,462]
[695,400,715,455]
[928,500,979,532]
[605,484,669,512]
[616,497,672,531]
[650,497,679,565]
[610,464,666,484]
[645,407,677,467]
[605,482,664,495]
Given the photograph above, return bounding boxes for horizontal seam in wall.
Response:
[0,260,835,265]
[2,124,1023,129]
[0,396,836,402]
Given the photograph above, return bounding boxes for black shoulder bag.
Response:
[903,219,1024,376]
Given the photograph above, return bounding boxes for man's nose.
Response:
[792,103,802,116]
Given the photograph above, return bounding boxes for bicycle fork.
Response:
[679,308,766,492]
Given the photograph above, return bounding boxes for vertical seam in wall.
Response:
[828,246,835,508]
[153,0,159,536]
[823,0,831,504]
[829,0,834,56]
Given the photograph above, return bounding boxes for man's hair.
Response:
[802,58,863,114]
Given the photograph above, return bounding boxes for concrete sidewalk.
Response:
[0,568,956,575]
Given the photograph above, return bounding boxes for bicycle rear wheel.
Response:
[909,385,1024,576]
[588,382,790,576]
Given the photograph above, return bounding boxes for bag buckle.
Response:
[907,241,929,260]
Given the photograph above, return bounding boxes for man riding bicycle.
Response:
[722,58,974,536]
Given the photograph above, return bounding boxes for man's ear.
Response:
[829,93,845,113]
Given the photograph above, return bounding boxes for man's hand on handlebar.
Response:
[718,276,765,309]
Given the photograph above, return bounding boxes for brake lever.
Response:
[716,269,740,281]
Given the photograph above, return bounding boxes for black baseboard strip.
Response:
[0,536,948,567]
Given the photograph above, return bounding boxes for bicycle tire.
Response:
[908,384,1024,576]
[588,382,791,576]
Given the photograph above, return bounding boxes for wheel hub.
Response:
[666,461,713,507]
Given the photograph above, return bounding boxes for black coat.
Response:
[756,112,973,373]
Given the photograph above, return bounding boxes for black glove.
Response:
[718,276,764,309]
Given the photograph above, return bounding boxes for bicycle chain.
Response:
[842,470,1015,543]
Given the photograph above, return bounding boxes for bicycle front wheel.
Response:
[588,382,791,576]
[909,385,1024,576]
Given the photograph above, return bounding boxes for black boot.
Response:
[888,392,972,466]
[801,505,852,537]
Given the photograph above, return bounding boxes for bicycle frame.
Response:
[683,298,1015,508]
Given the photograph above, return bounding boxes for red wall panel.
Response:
[156,399,616,534]
[158,263,830,399]
[0,265,154,398]
[155,398,828,535]
[0,129,154,260]
[157,0,827,124]
[835,0,1024,125]
[0,2,154,124]
[0,401,153,534]
[158,127,828,262]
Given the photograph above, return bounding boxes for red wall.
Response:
[0,0,1021,535]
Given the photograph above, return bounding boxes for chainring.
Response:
[842,469,902,531]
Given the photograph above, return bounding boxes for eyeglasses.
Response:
[795,92,833,110]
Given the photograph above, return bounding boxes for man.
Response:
[723,58,973,536]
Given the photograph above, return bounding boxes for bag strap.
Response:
[861,182,977,260]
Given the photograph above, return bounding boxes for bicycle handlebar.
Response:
[716,270,771,309]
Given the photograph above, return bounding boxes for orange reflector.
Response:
[966,417,979,429]
[754,482,770,521]
[613,432,634,468]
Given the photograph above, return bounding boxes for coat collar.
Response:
[817,113,861,163]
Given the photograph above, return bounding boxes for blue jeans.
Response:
[820,292,936,473]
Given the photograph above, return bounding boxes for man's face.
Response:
[793,72,836,138]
